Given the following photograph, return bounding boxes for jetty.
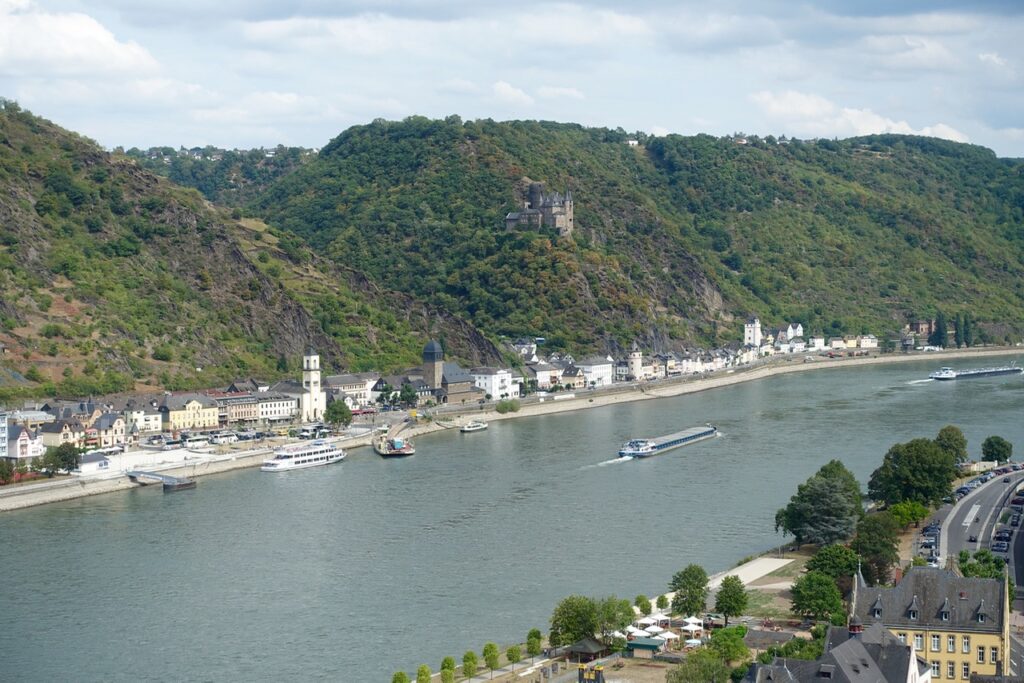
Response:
[127,471,197,492]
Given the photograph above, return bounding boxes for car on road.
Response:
[1013,516,1021,527]
[992,541,1010,552]
[1005,477,1012,483]
[969,535,978,542]
[1014,464,1024,471]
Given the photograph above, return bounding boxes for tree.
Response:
[399,382,418,408]
[851,512,899,585]
[958,549,1007,579]
[790,570,844,621]
[376,383,393,407]
[462,650,478,679]
[670,564,709,617]
[549,595,597,647]
[440,670,454,683]
[506,645,521,671]
[595,596,634,639]
[665,648,731,683]
[0,459,13,485]
[714,575,748,627]
[392,672,409,683]
[816,459,863,510]
[526,635,542,663]
[708,625,750,664]
[656,594,669,610]
[954,313,964,348]
[935,425,968,464]
[44,443,81,474]
[806,544,859,579]
[963,313,974,347]
[928,311,948,347]
[416,665,431,683]
[982,436,1013,463]
[887,500,929,528]
[324,400,352,428]
[440,656,455,673]
[482,642,500,678]
[635,594,652,616]
[868,438,956,506]
[775,474,859,546]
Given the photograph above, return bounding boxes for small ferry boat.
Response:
[163,477,196,492]
[460,420,488,433]
[374,435,416,457]
[260,440,346,472]
[929,364,1022,381]
[618,424,718,459]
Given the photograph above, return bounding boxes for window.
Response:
[977,645,985,663]
[931,635,941,651]
[931,661,940,676]
[941,610,950,621]
[963,635,970,654]
[873,608,881,618]
[914,634,924,651]
[947,661,954,679]
[909,609,919,620]
[991,646,998,664]
[978,613,986,623]
[898,633,907,644]
[962,662,970,679]
[947,635,956,652]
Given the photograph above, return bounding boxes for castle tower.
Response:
[744,317,762,347]
[562,189,574,236]
[300,349,326,422]
[628,341,643,380]
[423,340,444,390]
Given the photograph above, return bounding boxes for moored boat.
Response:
[929,364,1021,381]
[260,440,346,472]
[460,421,488,433]
[618,425,718,459]
[374,435,416,457]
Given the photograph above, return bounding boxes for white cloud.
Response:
[0,0,158,77]
[978,51,1007,67]
[492,81,533,106]
[537,86,583,100]
[751,89,968,143]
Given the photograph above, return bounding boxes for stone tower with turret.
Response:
[628,341,643,381]
[423,340,444,390]
[505,181,574,237]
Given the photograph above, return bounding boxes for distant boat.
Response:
[374,435,415,457]
[929,364,1022,381]
[618,425,718,459]
[163,478,196,492]
[460,421,488,433]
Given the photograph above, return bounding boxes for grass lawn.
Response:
[745,589,796,620]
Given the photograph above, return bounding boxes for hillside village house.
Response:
[94,413,127,448]
[850,567,1010,680]
[324,372,380,407]
[208,392,259,427]
[5,423,44,463]
[470,367,519,399]
[525,362,560,389]
[576,356,614,387]
[160,394,219,432]
[118,401,163,435]
[559,365,586,389]
[39,419,86,449]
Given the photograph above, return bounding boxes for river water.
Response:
[3,356,1024,681]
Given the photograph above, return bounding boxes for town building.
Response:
[159,394,219,432]
[93,413,127,448]
[256,394,297,423]
[525,362,560,390]
[850,567,1010,680]
[209,392,260,427]
[0,411,6,461]
[39,419,86,449]
[323,372,380,407]
[628,342,643,380]
[469,367,519,399]
[576,356,614,388]
[4,423,44,463]
[418,340,480,405]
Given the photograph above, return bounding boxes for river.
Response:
[2,356,1023,681]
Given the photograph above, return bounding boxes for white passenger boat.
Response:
[460,420,488,433]
[260,440,345,472]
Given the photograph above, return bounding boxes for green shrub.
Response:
[495,399,521,414]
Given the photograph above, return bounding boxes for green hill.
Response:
[0,104,500,400]
[251,117,1024,351]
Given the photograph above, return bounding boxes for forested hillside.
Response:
[0,104,500,399]
[251,117,1024,352]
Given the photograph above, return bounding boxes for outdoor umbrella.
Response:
[683,616,703,625]
[681,623,702,633]
[645,624,665,634]
[637,616,657,626]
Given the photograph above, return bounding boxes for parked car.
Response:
[969,535,978,542]
[1011,497,1024,505]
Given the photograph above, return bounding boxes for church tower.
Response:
[628,341,643,380]
[301,349,326,422]
[423,340,444,389]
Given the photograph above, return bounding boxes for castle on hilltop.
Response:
[504,181,574,238]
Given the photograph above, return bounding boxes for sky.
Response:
[1,0,1023,156]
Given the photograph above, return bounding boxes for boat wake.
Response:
[907,379,935,385]
[581,456,634,470]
